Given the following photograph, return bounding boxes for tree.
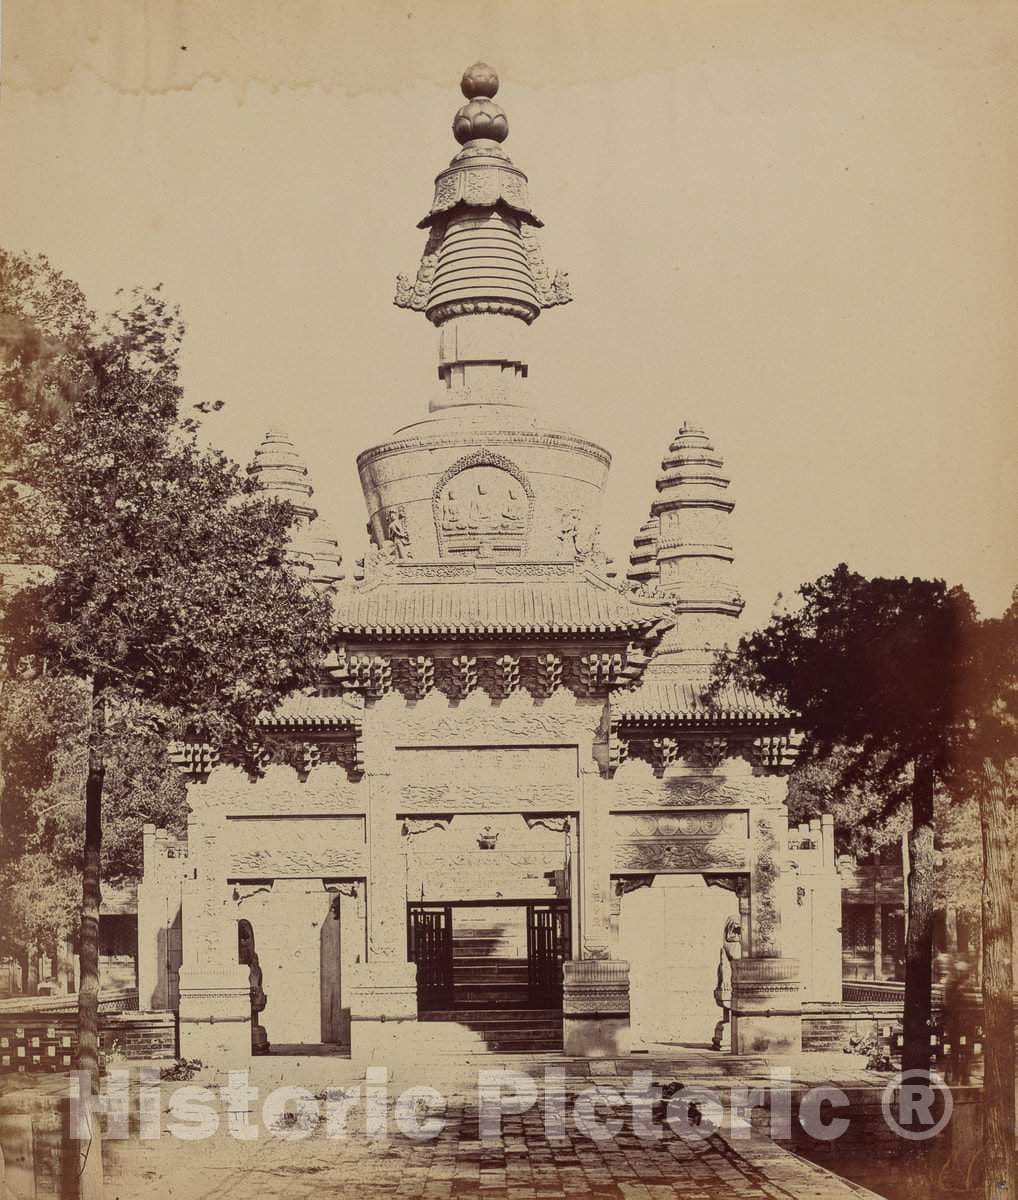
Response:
[0,251,334,1194]
[0,674,188,993]
[785,744,909,858]
[953,592,1017,1200]
[712,565,978,1074]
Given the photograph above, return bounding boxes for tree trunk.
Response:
[902,757,936,1074]
[77,682,105,1200]
[26,946,39,996]
[16,949,29,996]
[979,760,1015,1200]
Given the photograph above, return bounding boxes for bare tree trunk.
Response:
[979,760,1015,1200]
[903,756,936,1074]
[16,949,29,995]
[26,945,39,995]
[77,681,105,1200]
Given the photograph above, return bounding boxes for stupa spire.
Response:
[626,422,744,663]
[394,63,571,410]
[248,430,344,586]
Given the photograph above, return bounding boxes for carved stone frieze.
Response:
[614,839,747,873]
[562,960,630,1016]
[613,811,748,840]
[230,843,365,877]
[364,686,600,747]
[399,782,578,812]
[400,817,452,841]
[523,816,571,835]
[227,815,365,879]
[605,769,779,809]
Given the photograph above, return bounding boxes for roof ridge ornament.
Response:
[454,62,508,145]
[393,61,572,393]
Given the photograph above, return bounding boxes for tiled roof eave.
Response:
[614,710,792,727]
[334,619,667,640]
[256,715,361,730]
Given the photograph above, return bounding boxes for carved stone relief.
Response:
[613,840,747,873]
[228,816,366,877]
[433,452,534,558]
[613,811,749,840]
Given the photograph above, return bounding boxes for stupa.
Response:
[142,65,843,1064]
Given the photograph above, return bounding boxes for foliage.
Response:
[0,851,78,962]
[0,246,334,750]
[845,1028,895,1073]
[0,248,334,1079]
[785,746,910,857]
[714,565,978,799]
[711,563,980,1075]
[159,1057,204,1081]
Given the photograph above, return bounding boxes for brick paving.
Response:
[94,1057,881,1200]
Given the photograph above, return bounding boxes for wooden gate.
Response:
[527,901,570,1004]
[407,904,453,1008]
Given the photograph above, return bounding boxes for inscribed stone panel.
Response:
[227,816,366,877]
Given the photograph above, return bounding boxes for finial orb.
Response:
[453,98,508,144]
[461,62,499,99]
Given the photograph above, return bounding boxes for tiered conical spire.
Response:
[651,421,743,616]
[627,421,743,619]
[626,515,660,590]
[394,63,571,409]
[247,429,316,520]
[248,430,343,586]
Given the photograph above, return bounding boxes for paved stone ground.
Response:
[91,1055,882,1200]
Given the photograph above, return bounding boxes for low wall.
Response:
[803,1000,905,1053]
[775,1085,985,1198]
[0,1010,176,1072]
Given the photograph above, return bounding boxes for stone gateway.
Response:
[138,63,842,1064]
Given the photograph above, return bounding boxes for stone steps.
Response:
[452,961,529,983]
[420,1009,560,1031]
[416,1012,563,1054]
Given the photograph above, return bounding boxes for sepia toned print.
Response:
[1,4,1016,1200]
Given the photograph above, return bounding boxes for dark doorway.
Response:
[407,904,454,1006]
[408,900,570,1012]
[527,901,570,1004]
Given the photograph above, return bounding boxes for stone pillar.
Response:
[730,957,802,1053]
[731,796,802,1054]
[350,774,417,1063]
[177,811,251,1064]
[568,773,631,1056]
[348,960,419,1065]
[136,824,163,1010]
[365,777,407,960]
[562,960,631,1057]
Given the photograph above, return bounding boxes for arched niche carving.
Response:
[432,450,534,558]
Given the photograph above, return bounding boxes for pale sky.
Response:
[3,0,1016,630]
